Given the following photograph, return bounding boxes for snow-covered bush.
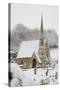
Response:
[40,78,49,85]
[11,77,23,87]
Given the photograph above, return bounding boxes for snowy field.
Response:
[10,48,58,86]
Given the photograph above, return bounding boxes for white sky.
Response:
[11,4,58,33]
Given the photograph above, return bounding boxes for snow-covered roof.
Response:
[35,52,42,63]
[17,40,39,58]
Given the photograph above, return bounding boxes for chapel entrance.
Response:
[32,58,36,68]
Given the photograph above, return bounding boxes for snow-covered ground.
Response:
[10,62,58,86]
[10,48,58,86]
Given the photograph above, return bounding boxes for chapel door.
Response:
[32,58,36,68]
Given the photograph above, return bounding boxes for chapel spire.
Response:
[41,13,43,34]
[40,13,44,46]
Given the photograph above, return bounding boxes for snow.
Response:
[50,48,58,60]
[17,40,39,58]
[35,52,42,63]
[10,63,34,86]
[10,48,58,86]
[10,61,58,86]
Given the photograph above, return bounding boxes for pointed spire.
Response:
[41,13,43,33]
[40,13,44,45]
[41,13,43,31]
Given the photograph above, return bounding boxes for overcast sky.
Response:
[11,4,58,34]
